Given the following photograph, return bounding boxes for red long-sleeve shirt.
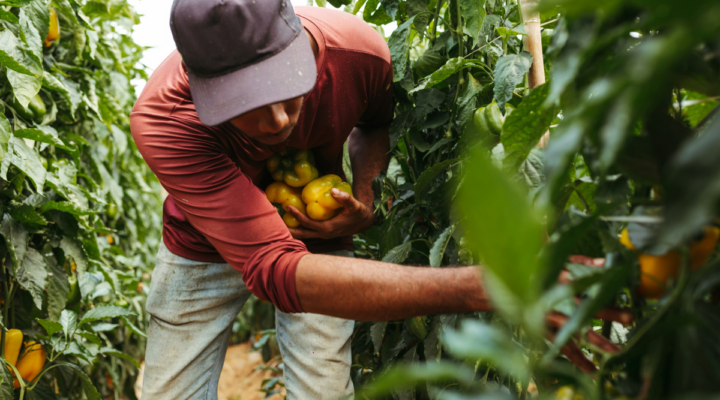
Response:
[130,7,392,313]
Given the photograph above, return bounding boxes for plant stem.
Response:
[456,0,463,58]
[430,0,443,46]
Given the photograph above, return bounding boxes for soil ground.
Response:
[134,342,285,400]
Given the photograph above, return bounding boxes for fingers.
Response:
[593,306,634,326]
[331,188,362,212]
[286,206,324,230]
[586,330,621,353]
[546,330,597,373]
[287,226,320,240]
[546,311,569,329]
[568,255,606,267]
[546,310,622,353]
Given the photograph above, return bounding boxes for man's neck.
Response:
[304,28,319,59]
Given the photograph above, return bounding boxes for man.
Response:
[131,1,623,399]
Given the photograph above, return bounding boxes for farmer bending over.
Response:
[130,1,623,399]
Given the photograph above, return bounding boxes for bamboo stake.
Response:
[520,0,549,148]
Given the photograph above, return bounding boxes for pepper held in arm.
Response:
[266,148,319,187]
[302,174,353,220]
[266,182,307,228]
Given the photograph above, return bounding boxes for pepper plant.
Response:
[307,0,720,399]
[0,0,162,398]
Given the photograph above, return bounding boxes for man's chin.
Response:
[258,131,293,145]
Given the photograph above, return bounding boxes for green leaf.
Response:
[53,74,82,117]
[357,362,476,398]
[444,320,529,381]
[456,74,484,134]
[544,122,586,205]
[414,48,448,79]
[0,113,11,158]
[457,146,544,309]
[459,0,486,46]
[415,158,460,195]
[380,0,399,19]
[4,137,47,192]
[501,84,555,170]
[657,114,720,250]
[493,52,533,112]
[17,248,48,309]
[60,309,79,338]
[40,201,93,215]
[45,255,69,321]
[14,126,66,149]
[0,9,19,23]
[8,70,42,110]
[121,316,147,339]
[79,305,137,326]
[0,0,34,6]
[60,236,88,282]
[0,362,12,400]
[100,347,141,368]
[542,266,629,363]
[10,204,47,226]
[36,318,63,336]
[382,241,413,263]
[410,58,479,94]
[388,16,417,82]
[58,363,101,400]
[363,0,393,25]
[430,224,456,267]
[370,321,387,353]
[18,8,43,62]
[76,331,102,345]
[91,323,118,332]
[0,214,29,273]
[496,26,527,37]
[0,30,40,77]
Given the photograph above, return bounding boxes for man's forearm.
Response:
[348,126,390,208]
[295,254,490,321]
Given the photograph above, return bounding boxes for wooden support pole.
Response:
[520,0,549,148]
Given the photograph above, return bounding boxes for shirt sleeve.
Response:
[131,114,308,313]
[356,61,393,129]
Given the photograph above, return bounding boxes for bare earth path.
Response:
[135,342,285,400]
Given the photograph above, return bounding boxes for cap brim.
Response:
[188,33,317,127]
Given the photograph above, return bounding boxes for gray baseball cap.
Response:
[170,0,317,126]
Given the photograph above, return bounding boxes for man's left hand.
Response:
[286,188,375,239]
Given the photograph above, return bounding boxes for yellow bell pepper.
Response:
[266,148,319,187]
[4,329,23,366]
[620,226,719,299]
[266,182,307,228]
[45,8,60,47]
[14,341,46,388]
[302,174,353,221]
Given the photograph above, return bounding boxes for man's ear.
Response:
[181,60,188,74]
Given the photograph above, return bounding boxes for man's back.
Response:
[131,7,393,282]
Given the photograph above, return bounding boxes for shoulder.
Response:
[295,6,390,65]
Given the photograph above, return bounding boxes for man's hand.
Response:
[286,188,375,239]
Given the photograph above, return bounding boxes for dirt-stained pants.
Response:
[141,241,354,400]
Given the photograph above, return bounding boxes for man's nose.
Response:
[258,104,290,134]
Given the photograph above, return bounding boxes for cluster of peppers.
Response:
[620,226,719,298]
[472,102,514,138]
[265,148,352,227]
[4,330,46,389]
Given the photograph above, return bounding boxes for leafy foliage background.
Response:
[324,0,720,399]
[0,0,163,398]
[4,0,720,399]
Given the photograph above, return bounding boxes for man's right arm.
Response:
[295,254,490,321]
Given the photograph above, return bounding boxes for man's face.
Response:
[230,96,303,145]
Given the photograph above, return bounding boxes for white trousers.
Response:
[140,241,355,400]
